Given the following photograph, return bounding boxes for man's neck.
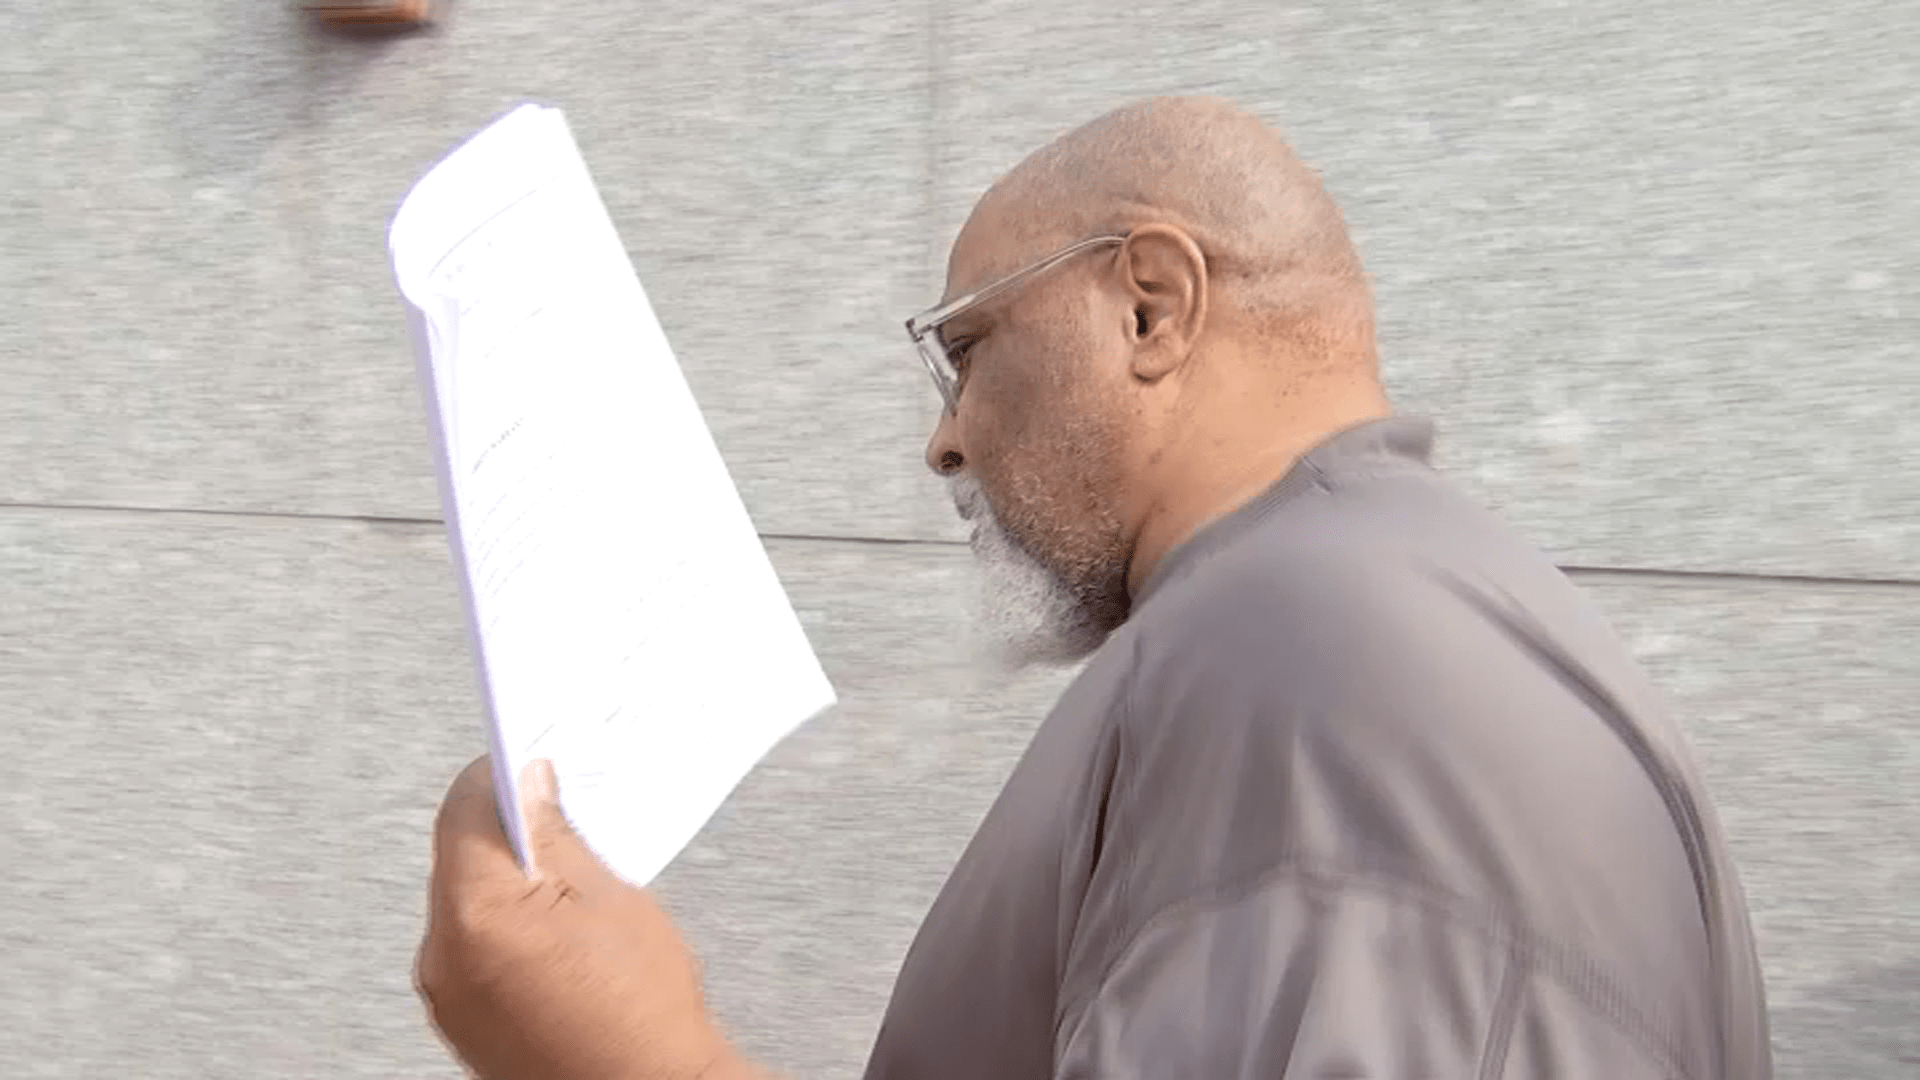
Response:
[1124,388,1391,598]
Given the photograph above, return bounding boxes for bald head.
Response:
[954,96,1374,363]
[926,97,1391,665]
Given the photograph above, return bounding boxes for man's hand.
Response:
[416,755,755,1080]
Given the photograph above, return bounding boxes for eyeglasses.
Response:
[905,233,1128,414]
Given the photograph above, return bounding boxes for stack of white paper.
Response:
[389,103,836,886]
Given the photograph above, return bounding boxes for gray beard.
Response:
[949,476,1112,671]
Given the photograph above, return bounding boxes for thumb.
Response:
[518,759,603,882]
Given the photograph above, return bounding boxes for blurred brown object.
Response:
[307,0,436,25]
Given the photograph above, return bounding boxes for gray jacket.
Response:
[864,418,1770,1080]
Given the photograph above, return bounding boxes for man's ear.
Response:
[1121,224,1209,383]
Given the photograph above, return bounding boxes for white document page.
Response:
[389,103,836,886]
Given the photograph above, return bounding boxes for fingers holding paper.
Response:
[417,755,763,1080]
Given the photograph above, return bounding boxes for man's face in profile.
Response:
[925,217,1138,669]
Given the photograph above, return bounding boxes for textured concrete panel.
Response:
[1578,572,1920,1080]
[0,512,1073,1079]
[0,0,947,539]
[0,509,473,1079]
[937,0,1920,579]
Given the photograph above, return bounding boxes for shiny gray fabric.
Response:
[864,418,1769,1080]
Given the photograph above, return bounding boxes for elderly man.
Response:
[415,97,1772,1079]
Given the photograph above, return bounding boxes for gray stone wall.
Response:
[2,2,1913,1077]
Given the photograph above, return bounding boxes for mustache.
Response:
[948,475,991,524]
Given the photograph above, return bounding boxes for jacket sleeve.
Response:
[1052,864,1676,1080]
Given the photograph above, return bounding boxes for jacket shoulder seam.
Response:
[1057,857,1696,1080]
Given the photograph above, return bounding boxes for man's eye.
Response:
[945,337,977,372]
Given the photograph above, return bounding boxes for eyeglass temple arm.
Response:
[906,234,1126,337]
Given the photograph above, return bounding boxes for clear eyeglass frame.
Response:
[904,233,1128,414]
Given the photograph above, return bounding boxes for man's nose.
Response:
[924,409,965,477]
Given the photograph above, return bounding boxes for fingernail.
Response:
[520,758,558,809]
